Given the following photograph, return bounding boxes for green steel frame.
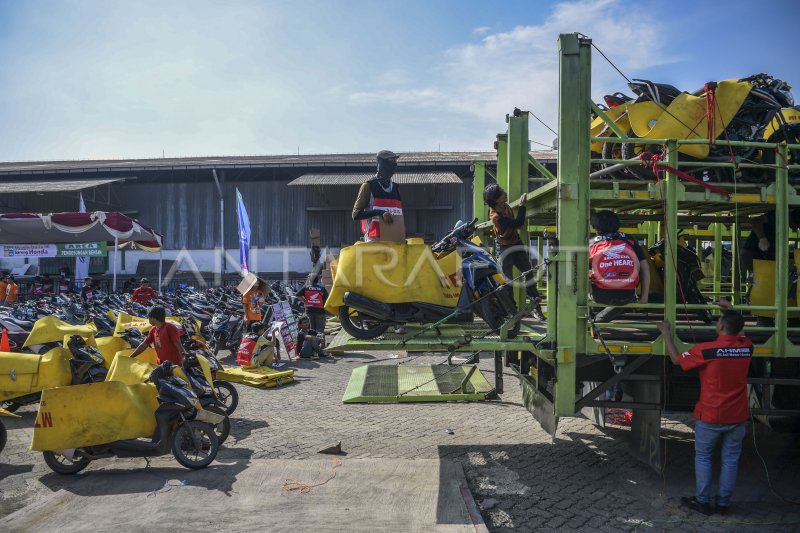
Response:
[471,34,800,462]
[329,34,800,459]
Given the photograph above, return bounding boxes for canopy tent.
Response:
[0,211,164,291]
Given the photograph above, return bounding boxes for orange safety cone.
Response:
[0,328,10,352]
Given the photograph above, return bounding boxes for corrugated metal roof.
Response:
[0,151,558,176]
[0,177,124,193]
[288,172,462,186]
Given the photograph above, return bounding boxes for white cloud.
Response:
[348,88,444,106]
[473,26,491,36]
[350,0,678,147]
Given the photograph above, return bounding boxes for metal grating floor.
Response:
[343,364,493,403]
[328,321,546,354]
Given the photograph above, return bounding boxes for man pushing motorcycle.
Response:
[129,306,187,367]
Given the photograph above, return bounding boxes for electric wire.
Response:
[528,111,558,137]
[590,41,703,137]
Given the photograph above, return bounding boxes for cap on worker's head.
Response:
[376,150,399,161]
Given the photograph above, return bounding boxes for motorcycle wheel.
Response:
[213,380,239,415]
[1,401,21,413]
[42,451,91,475]
[338,305,389,340]
[171,420,219,470]
[600,131,628,180]
[619,130,660,180]
[478,294,520,339]
[204,405,230,445]
[0,422,6,454]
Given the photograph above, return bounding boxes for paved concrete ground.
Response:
[2,347,800,532]
[3,458,480,533]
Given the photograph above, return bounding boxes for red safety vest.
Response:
[304,286,325,309]
[589,234,640,291]
[360,179,403,242]
[236,335,258,367]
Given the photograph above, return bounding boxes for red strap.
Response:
[638,152,731,197]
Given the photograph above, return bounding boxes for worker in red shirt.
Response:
[658,304,752,516]
[129,306,186,367]
[132,278,158,304]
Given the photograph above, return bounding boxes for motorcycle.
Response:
[334,219,521,339]
[620,75,799,181]
[648,235,713,323]
[1,334,109,412]
[206,305,243,356]
[41,361,221,474]
[182,350,231,444]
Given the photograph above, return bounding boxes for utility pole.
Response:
[212,169,225,276]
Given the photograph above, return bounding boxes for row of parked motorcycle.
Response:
[0,282,305,354]
[592,73,799,182]
[0,282,305,474]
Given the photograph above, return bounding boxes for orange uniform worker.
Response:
[0,277,7,305]
[242,288,265,326]
[5,276,19,304]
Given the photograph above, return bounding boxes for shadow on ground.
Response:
[439,424,800,533]
[38,447,254,499]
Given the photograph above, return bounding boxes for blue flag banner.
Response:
[236,188,251,275]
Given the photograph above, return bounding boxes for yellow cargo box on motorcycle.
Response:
[590,102,631,154]
[113,311,183,336]
[22,316,97,348]
[626,79,752,160]
[30,380,161,452]
[325,240,462,315]
[0,348,72,401]
[30,352,217,452]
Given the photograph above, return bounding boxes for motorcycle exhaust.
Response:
[342,292,393,321]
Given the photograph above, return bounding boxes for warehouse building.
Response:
[0,151,556,282]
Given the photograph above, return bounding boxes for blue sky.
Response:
[0,0,797,161]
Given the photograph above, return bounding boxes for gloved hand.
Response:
[758,237,770,252]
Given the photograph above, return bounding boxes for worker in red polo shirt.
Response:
[657,304,752,516]
[132,278,158,304]
[129,306,186,367]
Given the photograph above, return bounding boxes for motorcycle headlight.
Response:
[780,89,795,107]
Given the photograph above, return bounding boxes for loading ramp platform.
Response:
[327,321,547,354]
[342,364,494,403]
[329,320,546,400]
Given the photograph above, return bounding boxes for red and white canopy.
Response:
[0,211,163,250]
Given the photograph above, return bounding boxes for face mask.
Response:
[377,158,397,183]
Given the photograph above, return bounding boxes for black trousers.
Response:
[496,244,540,300]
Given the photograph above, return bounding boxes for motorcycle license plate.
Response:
[195,409,225,425]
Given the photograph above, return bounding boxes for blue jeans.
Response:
[694,420,747,506]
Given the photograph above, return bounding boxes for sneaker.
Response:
[680,496,713,516]
[531,307,545,321]
[715,504,730,515]
[394,325,406,334]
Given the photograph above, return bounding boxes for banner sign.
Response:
[0,242,108,258]
[271,301,298,352]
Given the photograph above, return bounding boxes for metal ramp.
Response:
[342,364,494,403]
[327,322,546,354]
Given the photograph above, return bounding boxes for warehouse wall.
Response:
[0,175,475,275]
